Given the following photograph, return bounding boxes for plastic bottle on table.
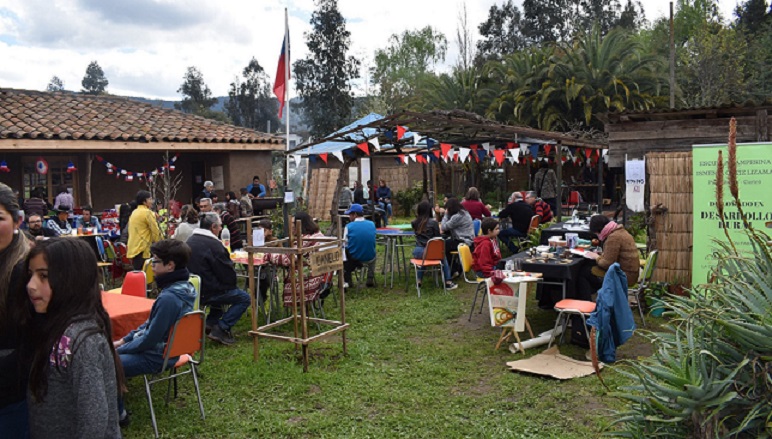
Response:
[220,226,231,252]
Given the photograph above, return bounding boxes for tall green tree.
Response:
[733,0,772,36]
[81,61,108,95]
[175,66,220,117]
[294,0,360,139]
[46,76,64,92]
[521,0,575,44]
[476,0,526,62]
[225,58,280,132]
[370,26,447,113]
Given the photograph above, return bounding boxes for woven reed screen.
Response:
[307,167,340,221]
[647,151,693,284]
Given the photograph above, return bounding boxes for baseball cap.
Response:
[344,204,364,215]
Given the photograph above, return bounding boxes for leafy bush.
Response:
[393,182,424,217]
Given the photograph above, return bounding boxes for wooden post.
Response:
[295,219,309,372]
[84,153,93,208]
[247,219,259,361]
[556,142,563,221]
[288,223,299,349]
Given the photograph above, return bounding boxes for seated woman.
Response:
[440,198,475,275]
[411,201,456,290]
[264,212,331,304]
[460,187,491,221]
[577,214,640,300]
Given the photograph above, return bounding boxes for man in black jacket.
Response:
[186,212,250,345]
[497,192,535,253]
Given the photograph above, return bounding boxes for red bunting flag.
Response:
[493,149,505,166]
[433,150,441,159]
[319,153,328,164]
[396,126,406,140]
[544,144,552,156]
[398,154,405,164]
[440,143,451,158]
[506,142,515,149]
[357,142,369,155]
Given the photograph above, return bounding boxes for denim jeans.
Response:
[412,246,450,281]
[202,288,251,331]
[378,202,392,225]
[499,227,526,253]
[120,351,170,378]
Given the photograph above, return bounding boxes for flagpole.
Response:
[282,7,292,237]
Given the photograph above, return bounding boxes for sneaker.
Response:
[207,325,236,345]
[445,282,458,291]
[119,410,130,428]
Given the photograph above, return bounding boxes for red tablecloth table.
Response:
[101,292,154,340]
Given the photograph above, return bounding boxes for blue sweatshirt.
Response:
[117,269,195,364]
[345,219,376,262]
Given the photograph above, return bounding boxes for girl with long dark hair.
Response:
[411,201,454,289]
[0,183,31,436]
[20,238,125,438]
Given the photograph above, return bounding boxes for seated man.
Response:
[524,191,553,224]
[186,212,251,345]
[497,192,534,254]
[114,239,196,423]
[343,204,376,288]
[46,206,73,236]
[76,205,103,232]
[25,214,57,241]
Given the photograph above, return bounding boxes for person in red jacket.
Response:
[472,218,502,278]
[460,187,491,220]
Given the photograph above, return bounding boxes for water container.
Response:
[220,226,231,252]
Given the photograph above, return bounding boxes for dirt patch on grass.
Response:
[308,384,322,395]
[287,416,305,424]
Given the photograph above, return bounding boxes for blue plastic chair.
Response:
[95,236,106,262]
[473,219,481,236]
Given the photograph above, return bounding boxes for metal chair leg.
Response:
[468,282,485,321]
[144,376,160,438]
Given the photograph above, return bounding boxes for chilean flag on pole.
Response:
[273,11,290,118]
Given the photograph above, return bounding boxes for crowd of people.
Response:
[0,164,637,436]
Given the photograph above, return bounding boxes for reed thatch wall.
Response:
[647,151,693,284]
[307,167,340,221]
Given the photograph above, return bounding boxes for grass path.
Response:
[121,260,656,438]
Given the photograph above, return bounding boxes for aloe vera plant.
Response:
[609,121,772,438]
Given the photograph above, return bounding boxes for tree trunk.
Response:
[329,157,356,235]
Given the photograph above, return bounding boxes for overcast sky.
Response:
[0,0,741,101]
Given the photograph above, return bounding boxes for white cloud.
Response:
[0,0,741,100]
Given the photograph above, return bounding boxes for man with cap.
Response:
[497,192,534,253]
[343,203,376,288]
[46,206,73,236]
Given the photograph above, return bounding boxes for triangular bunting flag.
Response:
[396,126,406,140]
[519,143,527,154]
[426,138,435,149]
[370,137,381,151]
[357,142,370,155]
[458,147,470,163]
[413,133,422,146]
[433,150,441,159]
[319,153,328,164]
[292,154,302,167]
[477,150,487,162]
[506,142,515,149]
[508,149,520,164]
[528,144,540,158]
[544,144,552,156]
[440,143,452,158]
[482,142,492,153]
[332,150,344,163]
[507,156,517,165]
[398,154,405,164]
[493,149,505,166]
[409,153,417,162]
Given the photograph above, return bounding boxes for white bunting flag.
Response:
[508,149,520,164]
[292,154,302,167]
[332,150,344,163]
[482,142,492,152]
[402,155,409,164]
[413,133,422,146]
[370,137,381,151]
[519,143,527,154]
[409,153,417,162]
[458,147,471,163]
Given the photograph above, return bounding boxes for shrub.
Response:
[393,183,424,217]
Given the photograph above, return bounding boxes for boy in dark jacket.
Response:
[472,218,502,278]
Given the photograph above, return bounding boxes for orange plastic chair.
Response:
[516,215,542,250]
[143,311,206,438]
[121,271,147,298]
[562,191,582,210]
[409,237,446,298]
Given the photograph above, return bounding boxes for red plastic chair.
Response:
[409,237,447,298]
[121,271,147,298]
[561,191,582,210]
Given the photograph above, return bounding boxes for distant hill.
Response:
[126,96,228,112]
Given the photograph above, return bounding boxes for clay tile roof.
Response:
[0,89,283,146]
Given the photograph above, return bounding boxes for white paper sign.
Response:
[252,228,265,247]
[625,158,645,212]
[284,191,294,203]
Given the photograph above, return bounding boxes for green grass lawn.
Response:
[120,226,658,438]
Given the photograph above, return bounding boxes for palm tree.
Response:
[415,66,491,114]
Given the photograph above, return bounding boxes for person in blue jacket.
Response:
[343,204,376,288]
[247,175,266,198]
[375,179,393,225]
[114,239,196,425]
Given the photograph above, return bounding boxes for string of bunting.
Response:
[95,154,180,182]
